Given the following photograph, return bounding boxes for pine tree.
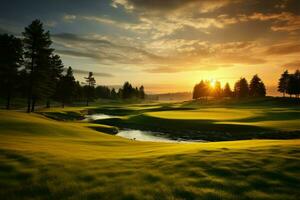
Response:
[46,54,64,108]
[55,67,76,107]
[234,78,249,98]
[249,75,266,97]
[139,85,145,99]
[213,81,222,98]
[294,70,300,98]
[122,81,133,99]
[110,88,118,99]
[223,83,232,98]
[193,83,199,99]
[0,34,23,109]
[84,72,96,106]
[278,70,289,97]
[23,19,53,112]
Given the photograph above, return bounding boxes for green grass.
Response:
[91,98,300,141]
[0,106,300,199]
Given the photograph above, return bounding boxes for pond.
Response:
[116,129,178,143]
[84,114,115,121]
[116,129,206,143]
[86,113,206,143]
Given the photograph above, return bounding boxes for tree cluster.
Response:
[278,70,300,98]
[0,20,146,111]
[118,82,145,99]
[193,75,266,100]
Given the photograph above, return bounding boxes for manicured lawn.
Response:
[90,99,300,141]
[0,107,300,199]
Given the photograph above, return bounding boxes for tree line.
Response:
[0,19,145,111]
[193,75,266,99]
[278,70,300,98]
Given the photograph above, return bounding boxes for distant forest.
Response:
[0,20,145,111]
[193,71,300,100]
[1,19,300,111]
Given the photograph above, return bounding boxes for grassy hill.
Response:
[0,107,300,199]
[88,98,300,141]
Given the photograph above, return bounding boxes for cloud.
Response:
[239,12,300,33]
[112,0,235,13]
[63,14,77,22]
[282,60,300,70]
[266,43,300,55]
[108,0,242,39]
[52,33,165,65]
[82,16,117,25]
[53,32,270,74]
[71,69,114,77]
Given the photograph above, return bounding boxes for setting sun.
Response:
[210,79,216,88]
[1,1,300,199]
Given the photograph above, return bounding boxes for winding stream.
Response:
[85,113,206,143]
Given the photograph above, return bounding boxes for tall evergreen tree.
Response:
[95,85,111,99]
[249,75,266,97]
[192,83,199,99]
[223,83,232,98]
[46,54,64,108]
[278,70,289,97]
[139,85,145,99]
[122,81,133,99]
[294,70,300,98]
[193,80,210,100]
[110,88,118,99]
[234,78,249,98]
[23,19,53,112]
[0,34,23,109]
[287,73,298,98]
[84,72,96,106]
[213,81,222,98]
[55,67,76,107]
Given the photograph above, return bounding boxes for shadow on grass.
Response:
[2,146,299,200]
[94,115,300,141]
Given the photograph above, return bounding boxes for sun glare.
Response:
[210,79,216,88]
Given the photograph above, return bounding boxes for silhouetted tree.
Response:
[139,85,145,99]
[122,81,133,99]
[55,67,76,107]
[234,78,249,98]
[193,83,199,99]
[286,71,300,98]
[294,70,300,98]
[110,88,118,99]
[213,81,222,98]
[223,83,232,98]
[193,80,210,99]
[84,72,96,106]
[249,75,266,97]
[73,81,83,102]
[23,19,53,112]
[278,70,289,97]
[45,54,64,108]
[95,85,111,99]
[0,34,23,109]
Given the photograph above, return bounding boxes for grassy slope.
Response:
[0,110,300,199]
[93,99,300,141]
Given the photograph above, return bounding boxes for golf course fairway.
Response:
[0,108,300,200]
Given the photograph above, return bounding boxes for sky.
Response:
[1,0,300,95]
